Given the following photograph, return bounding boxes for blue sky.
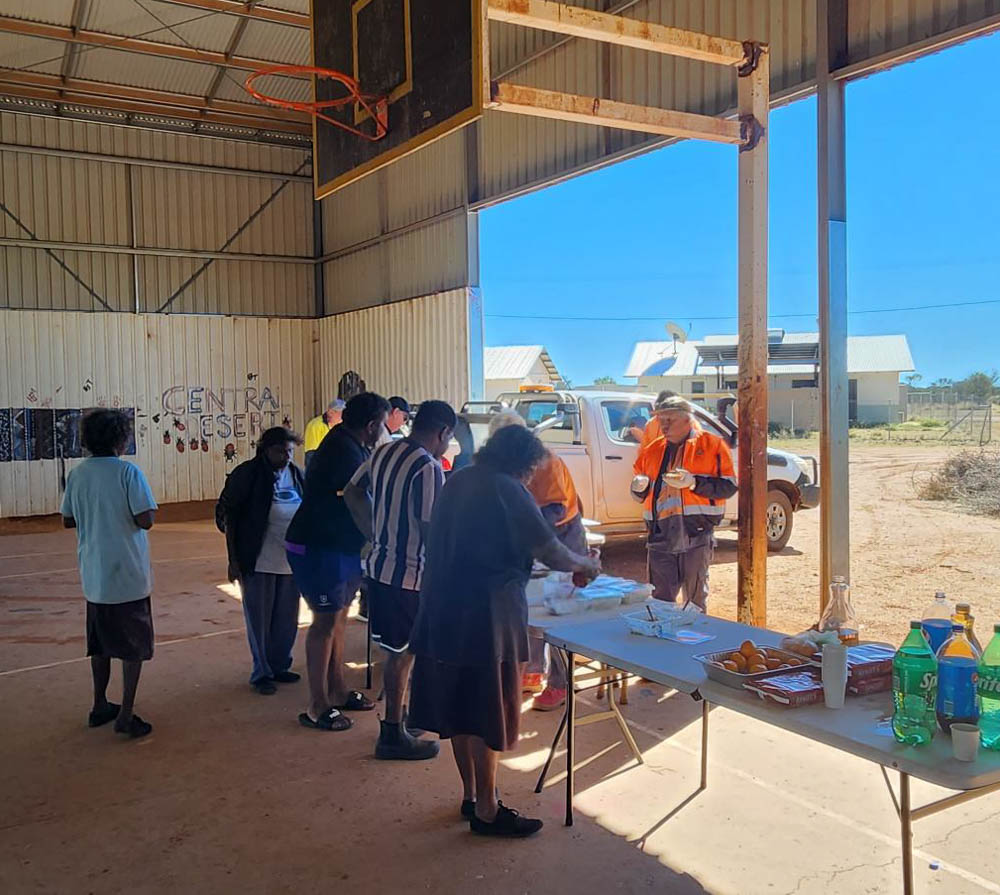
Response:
[480,32,1000,387]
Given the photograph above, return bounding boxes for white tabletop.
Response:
[544,614,1000,792]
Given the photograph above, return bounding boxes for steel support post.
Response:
[736,47,769,627]
[817,0,851,611]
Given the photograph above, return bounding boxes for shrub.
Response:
[919,449,1000,517]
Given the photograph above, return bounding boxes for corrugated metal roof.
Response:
[0,0,75,27]
[74,47,218,96]
[258,0,309,14]
[84,0,240,53]
[847,335,915,374]
[0,32,67,74]
[627,333,914,377]
[237,19,309,65]
[484,345,562,382]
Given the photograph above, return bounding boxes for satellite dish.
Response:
[666,321,687,344]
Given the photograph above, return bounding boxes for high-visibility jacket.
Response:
[303,414,329,453]
[528,454,580,526]
[634,427,737,535]
[638,416,662,457]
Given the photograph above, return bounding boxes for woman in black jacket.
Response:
[218,427,305,694]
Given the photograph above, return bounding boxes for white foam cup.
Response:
[952,723,980,762]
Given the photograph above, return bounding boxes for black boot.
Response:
[402,705,425,738]
[374,720,439,761]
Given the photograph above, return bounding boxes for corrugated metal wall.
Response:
[317,288,483,408]
[0,111,315,317]
[319,129,473,317]
[0,309,317,517]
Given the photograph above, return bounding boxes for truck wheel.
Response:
[765,489,794,552]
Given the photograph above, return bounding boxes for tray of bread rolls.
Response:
[694,639,819,689]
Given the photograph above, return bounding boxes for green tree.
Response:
[959,370,999,403]
[904,373,923,389]
[593,375,616,385]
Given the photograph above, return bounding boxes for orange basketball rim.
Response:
[245,65,388,141]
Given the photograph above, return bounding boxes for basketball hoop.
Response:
[245,65,388,141]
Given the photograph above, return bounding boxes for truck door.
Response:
[516,398,594,516]
[595,399,653,522]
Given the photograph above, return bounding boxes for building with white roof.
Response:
[484,345,564,401]
[625,330,915,427]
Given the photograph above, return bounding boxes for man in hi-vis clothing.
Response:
[631,396,738,609]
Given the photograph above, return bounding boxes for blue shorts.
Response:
[285,544,361,613]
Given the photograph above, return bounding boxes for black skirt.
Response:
[408,657,525,753]
[86,597,154,661]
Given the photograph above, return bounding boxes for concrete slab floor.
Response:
[1,521,999,894]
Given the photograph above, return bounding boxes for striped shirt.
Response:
[350,437,444,591]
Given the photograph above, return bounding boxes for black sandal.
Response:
[298,708,353,731]
[88,702,120,728]
[335,690,376,712]
[115,714,152,739]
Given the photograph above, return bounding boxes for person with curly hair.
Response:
[61,409,158,739]
[407,424,600,837]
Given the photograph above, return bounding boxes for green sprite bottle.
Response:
[892,621,937,745]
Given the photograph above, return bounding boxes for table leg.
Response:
[900,771,913,895]
[700,699,709,791]
[534,705,568,793]
[565,649,575,827]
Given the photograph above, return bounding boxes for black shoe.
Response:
[253,679,277,695]
[273,671,301,684]
[402,707,425,738]
[374,720,440,761]
[470,803,543,838]
[461,799,476,820]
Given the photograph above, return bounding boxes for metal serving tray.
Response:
[694,647,819,689]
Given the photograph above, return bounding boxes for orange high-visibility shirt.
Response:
[528,454,580,525]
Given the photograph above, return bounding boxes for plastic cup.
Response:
[952,723,980,762]
[822,642,848,709]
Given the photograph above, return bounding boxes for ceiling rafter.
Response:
[0,15,310,74]
[0,70,308,123]
[0,82,311,134]
[154,0,308,29]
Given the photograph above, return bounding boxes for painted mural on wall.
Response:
[157,377,284,461]
[1,374,287,465]
[0,408,136,461]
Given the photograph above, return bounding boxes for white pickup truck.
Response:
[457,390,819,552]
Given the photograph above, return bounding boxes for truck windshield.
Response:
[601,401,653,443]
[514,400,573,430]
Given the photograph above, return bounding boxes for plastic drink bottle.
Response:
[936,623,981,733]
[952,602,983,654]
[922,591,956,655]
[892,621,937,745]
[818,576,859,646]
[978,623,1000,751]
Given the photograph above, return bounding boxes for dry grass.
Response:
[919,448,1000,517]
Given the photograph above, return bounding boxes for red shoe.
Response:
[532,687,566,711]
[522,673,544,694]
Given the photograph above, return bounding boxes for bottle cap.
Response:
[956,602,971,612]
[910,620,921,629]
[935,591,946,599]
[995,622,1000,634]
[952,623,963,632]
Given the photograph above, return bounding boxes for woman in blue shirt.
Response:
[61,409,158,739]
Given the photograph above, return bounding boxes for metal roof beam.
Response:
[0,70,308,123]
[155,0,308,29]
[0,83,311,135]
[489,82,744,144]
[487,0,746,67]
[0,15,309,74]
[60,0,91,81]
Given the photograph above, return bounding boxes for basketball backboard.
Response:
[311,0,486,199]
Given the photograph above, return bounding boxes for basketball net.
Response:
[245,65,388,141]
